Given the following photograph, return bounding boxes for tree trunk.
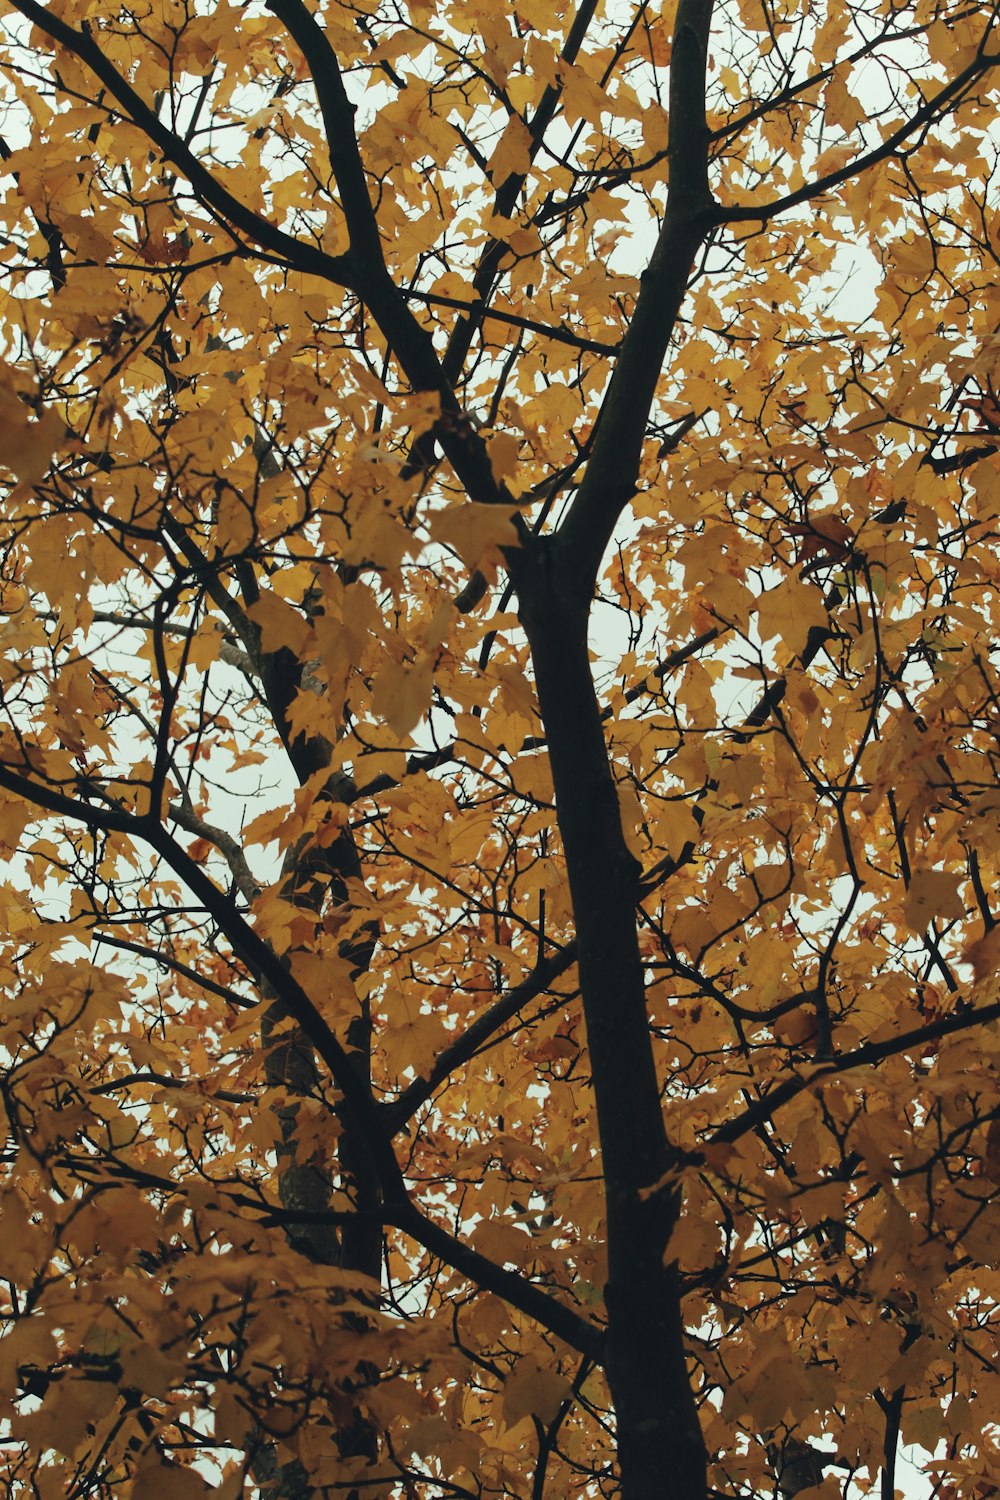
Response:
[253,638,383,1498]
[518,544,707,1500]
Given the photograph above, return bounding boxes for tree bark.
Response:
[517,544,707,1500]
[253,628,382,1498]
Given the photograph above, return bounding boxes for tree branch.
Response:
[719,42,1000,225]
[550,0,717,595]
[263,0,519,514]
[404,286,620,357]
[875,1385,904,1500]
[710,995,1000,1146]
[5,0,354,283]
[87,1071,254,1105]
[91,931,255,1009]
[382,945,579,1133]
[167,800,262,903]
[387,1198,603,1361]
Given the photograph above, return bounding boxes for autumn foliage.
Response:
[0,0,999,1496]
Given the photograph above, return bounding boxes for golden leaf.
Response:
[756,579,830,657]
[903,869,965,933]
[430,502,520,569]
[502,1355,573,1429]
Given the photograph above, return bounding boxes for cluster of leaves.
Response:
[0,0,998,1496]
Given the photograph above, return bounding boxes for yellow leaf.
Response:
[903,869,965,933]
[756,579,829,657]
[471,1219,532,1267]
[131,1463,215,1497]
[17,1379,118,1458]
[397,389,440,438]
[240,803,289,849]
[119,1340,183,1400]
[964,925,1000,981]
[372,653,434,739]
[288,947,357,1018]
[486,117,532,186]
[0,388,63,484]
[643,21,672,66]
[502,1355,573,1429]
[616,777,647,861]
[248,591,313,659]
[430,503,520,570]
[215,483,256,554]
[486,429,521,484]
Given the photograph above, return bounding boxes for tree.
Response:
[0,0,997,1494]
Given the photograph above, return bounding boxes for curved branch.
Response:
[719,43,1000,226]
[6,0,355,284]
[92,931,254,1009]
[387,1198,603,1361]
[87,1070,254,1105]
[549,0,716,594]
[167,801,262,903]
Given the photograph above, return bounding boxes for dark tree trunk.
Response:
[518,550,707,1500]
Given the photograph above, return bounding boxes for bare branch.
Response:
[167,800,262,903]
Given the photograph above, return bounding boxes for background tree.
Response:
[0,0,998,1496]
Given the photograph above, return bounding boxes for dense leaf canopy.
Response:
[0,0,998,1496]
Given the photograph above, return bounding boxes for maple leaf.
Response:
[0,381,65,486]
[430,501,521,570]
[502,1354,574,1429]
[756,577,831,657]
[903,869,965,933]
